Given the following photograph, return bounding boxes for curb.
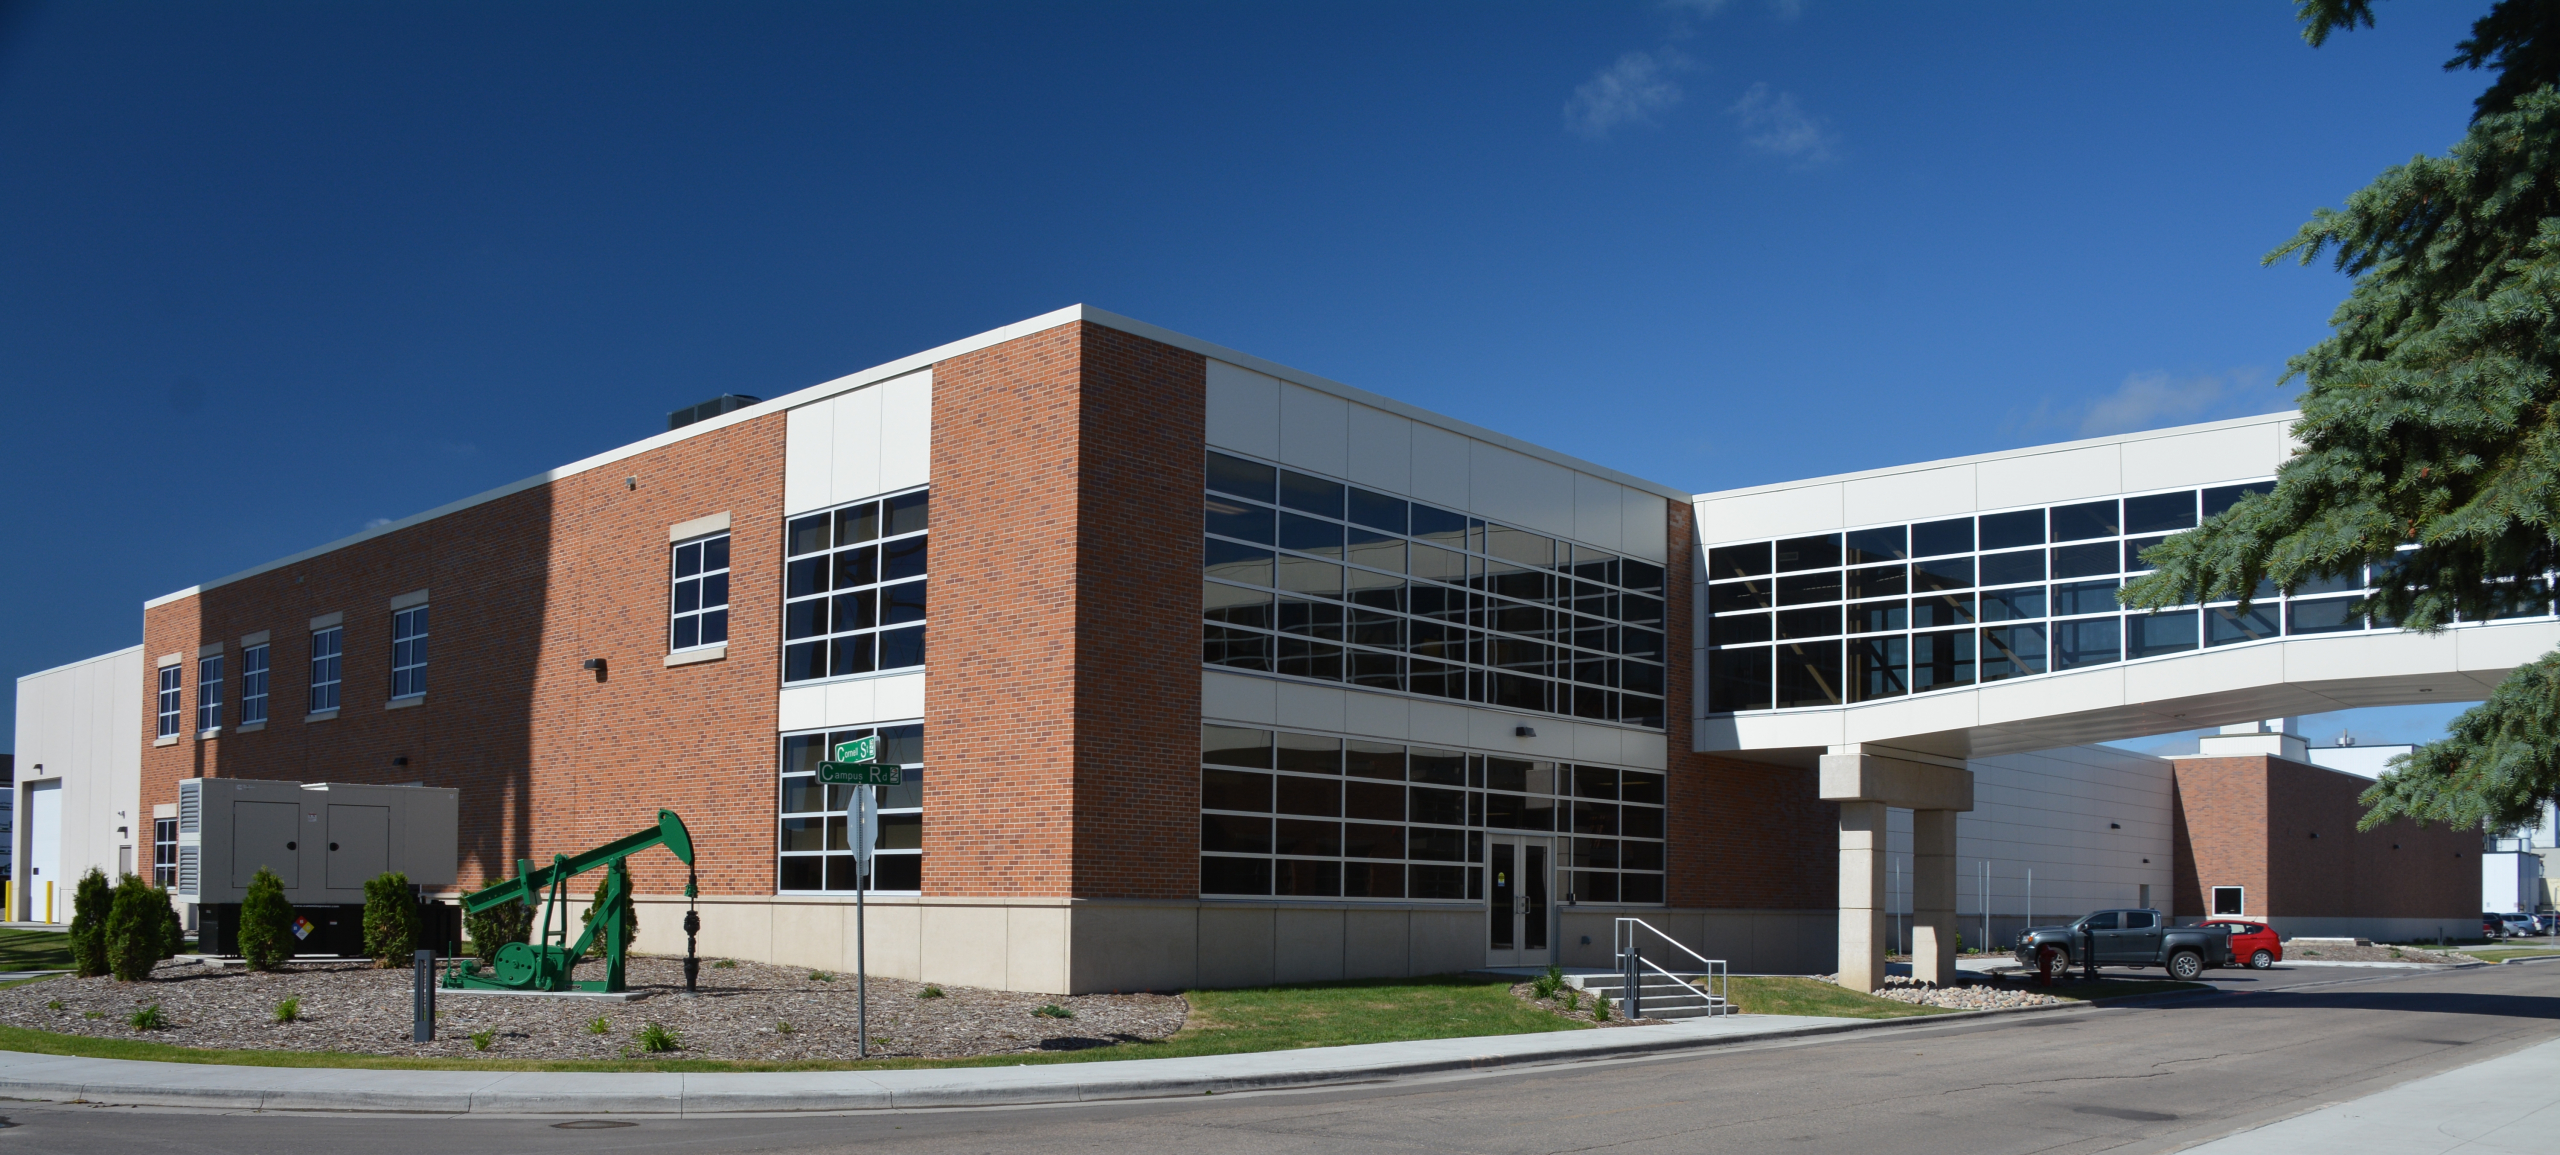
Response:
[0,1004,2084,1116]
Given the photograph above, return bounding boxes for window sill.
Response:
[236,721,265,734]
[665,643,727,668]
[197,727,221,740]
[153,734,180,747]
[386,695,425,711]
[306,709,339,723]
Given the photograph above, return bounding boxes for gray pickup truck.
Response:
[2013,908,2234,980]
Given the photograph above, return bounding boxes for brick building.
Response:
[17,305,2490,990]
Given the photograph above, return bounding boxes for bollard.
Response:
[412,948,436,1042]
[1624,945,1642,1020]
[683,910,702,994]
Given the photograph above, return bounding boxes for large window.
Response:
[309,626,342,713]
[782,490,928,684]
[156,665,182,738]
[776,723,924,892]
[196,654,224,734]
[153,819,177,887]
[240,643,269,725]
[671,532,732,651]
[1700,481,2456,713]
[1201,452,1668,730]
[391,605,428,700]
[1199,725,1666,904]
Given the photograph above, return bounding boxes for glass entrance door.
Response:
[1486,835,1553,967]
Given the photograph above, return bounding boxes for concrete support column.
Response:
[1837,800,1887,993]
[1911,808,1958,987]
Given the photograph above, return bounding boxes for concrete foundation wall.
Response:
[1555,907,1835,976]
[617,894,1490,994]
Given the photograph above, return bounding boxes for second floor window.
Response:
[782,489,928,683]
[310,626,343,713]
[672,533,732,651]
[392,606,429,699]
[196,654,223,733]
[240,643,270,725]
[156,665,182,737]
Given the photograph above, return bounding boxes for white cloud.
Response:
[1726,82,1836,164]
[363,517,395,531]
[2078,370,2244,437]
[1565,50,1687,140]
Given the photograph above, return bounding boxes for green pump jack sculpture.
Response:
[443,809,698,994]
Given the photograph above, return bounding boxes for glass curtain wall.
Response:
[1201,452,1670,730]
[1200,725,1667,903]
[1702,481,2484,713]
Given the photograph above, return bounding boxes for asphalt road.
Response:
[1,963,2552,1155]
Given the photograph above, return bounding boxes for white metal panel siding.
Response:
[1277,381,1351,477]
[1205,359,1282,459]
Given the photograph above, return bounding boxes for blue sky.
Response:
[0,2,2497,749]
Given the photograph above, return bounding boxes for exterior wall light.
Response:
[583,658,608,682]
[1515,726,1536,737]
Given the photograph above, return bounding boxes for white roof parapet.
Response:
[145,306,1690,609]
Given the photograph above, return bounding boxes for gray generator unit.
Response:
[174,778,459,956]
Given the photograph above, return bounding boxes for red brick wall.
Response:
[2171,754,2473,921]
[921,321,1206,900]
[140,415,785,898]
[1666,504,1838,910]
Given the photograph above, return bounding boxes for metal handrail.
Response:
[1613,918,1735,1018]
[1615,916,1718,972]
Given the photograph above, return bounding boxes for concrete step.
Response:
[1565,975,1731,1019]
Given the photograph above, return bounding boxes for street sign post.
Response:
[833,750,889,1061]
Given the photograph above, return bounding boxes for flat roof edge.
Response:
[145,305,1693,610]
[1072,307,1694,503]
[1691,410,2301,505]
[17,643,145,684]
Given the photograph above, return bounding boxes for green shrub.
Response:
[1562,988,1580,1012]
[711,958,737,969]
[1034,1003,1074,1019]
[67,868,112,978]
[161,903,184,960]
[635,1022,680,1053]
[585,1015,611,1035]
[362,872,421,968]
[273,997,300,1023]
[128,1003,167,1030]
[919,984,945,999]
[1532,965,1563,1000]
[238,867,295,972]
[1593,992,1612,1022]
[464,898,532,964]
[582,869,638,958]
[82,1011,102,1020]
[470,1029,494,1052]
[106,874,173,981]
[44,1000,62,1011]
[809,970,834,982]
[775,1020,794,1036]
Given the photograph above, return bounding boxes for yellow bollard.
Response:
[44,881,55,924]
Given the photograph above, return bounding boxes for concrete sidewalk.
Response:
[2182,1034,2560,1153]
[0,1009,1957,1115]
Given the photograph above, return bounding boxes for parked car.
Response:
[2014,909,2236,979]
[2484,912,2506,939]
[2538,912,2559,937]
[2499,912,2537,938]
[2206,919,2283,968]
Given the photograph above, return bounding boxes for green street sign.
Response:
[818,761,902,786]
[833,735,879,764]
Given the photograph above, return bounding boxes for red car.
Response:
[2208,919,2283,968]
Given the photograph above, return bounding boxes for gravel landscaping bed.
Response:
[0,955,1186,1062]
[2292,942,2471,964]
[1860,975,2064,1010]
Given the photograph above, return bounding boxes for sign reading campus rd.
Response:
[818,761,902,786]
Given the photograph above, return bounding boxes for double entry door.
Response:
[1486,834,1554,967]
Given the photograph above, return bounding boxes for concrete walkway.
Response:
[0,1009,1944,1115]
[2182,1034,2560,1153]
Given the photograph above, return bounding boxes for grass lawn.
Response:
[0,929,73,973]
[2459,948,2560,963]
[1723,977,1951,1019]
[0,973,1586,1074]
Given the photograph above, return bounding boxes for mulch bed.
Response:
[1507,982,1662,1027]
[0,955,1187,1062]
